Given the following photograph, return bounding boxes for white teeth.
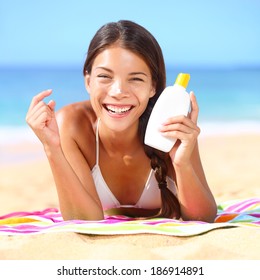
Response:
[106,105,132,114]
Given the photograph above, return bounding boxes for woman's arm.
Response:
[26,90,104,220]
[45,143,103,220]
[173,141,217,222]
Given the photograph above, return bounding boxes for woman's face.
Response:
[85,45,155,132]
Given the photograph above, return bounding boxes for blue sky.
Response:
[1,0,260,68]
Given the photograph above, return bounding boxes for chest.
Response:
[99,151,152,205]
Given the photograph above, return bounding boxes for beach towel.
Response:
[0,198,259,237]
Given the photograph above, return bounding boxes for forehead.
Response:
[92,46,151,73]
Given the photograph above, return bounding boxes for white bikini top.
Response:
[91,119,177,210]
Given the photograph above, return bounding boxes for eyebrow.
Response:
[129,72,148,77]
[95,67,148,77]
[95,67,113,73]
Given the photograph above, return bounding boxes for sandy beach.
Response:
[0,133,260,260]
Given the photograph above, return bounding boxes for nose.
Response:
[108,80,129,98]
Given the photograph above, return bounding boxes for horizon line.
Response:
[1,63,260,71]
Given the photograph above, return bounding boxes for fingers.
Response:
[159,115,200,140]
[160,122,196,134]
[28,89,53,111]
[26,101,54,129]
[160,122,200,139]
[47,99,56,111]
[189,91,199,124]
[161,115,199,132]
[26,90,56,130]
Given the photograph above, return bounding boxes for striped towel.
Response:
[0,198,259,236]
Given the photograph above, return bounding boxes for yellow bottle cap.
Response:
[175,73,190,88]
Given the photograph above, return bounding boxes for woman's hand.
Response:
[26,89,60,149]
[159,91,200,166]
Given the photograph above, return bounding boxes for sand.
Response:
[0,134,260,260]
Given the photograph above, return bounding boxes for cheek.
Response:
[90,81,109,97]
[88,86,101,107]
[89,86,108,114]
[89,94,104,118]
[88,80,106,97]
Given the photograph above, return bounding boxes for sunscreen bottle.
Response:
[144,73,191,152]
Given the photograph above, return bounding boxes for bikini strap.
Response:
[95,118,100,165]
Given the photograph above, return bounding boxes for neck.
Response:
[98,120,141,156]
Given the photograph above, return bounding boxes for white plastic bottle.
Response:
[144,73,191,152]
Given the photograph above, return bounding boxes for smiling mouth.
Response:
[104,104,133,114]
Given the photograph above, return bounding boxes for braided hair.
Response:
[145,148,180,219]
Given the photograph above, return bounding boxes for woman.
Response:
[26,20,217,222]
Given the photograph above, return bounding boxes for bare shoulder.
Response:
[56,100,96,135]
[55,100,97,167]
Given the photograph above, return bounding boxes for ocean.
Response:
[1,66,260,145]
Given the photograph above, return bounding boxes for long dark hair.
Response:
[83,20,180,219]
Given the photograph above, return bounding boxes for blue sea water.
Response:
[0,66,260,141]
